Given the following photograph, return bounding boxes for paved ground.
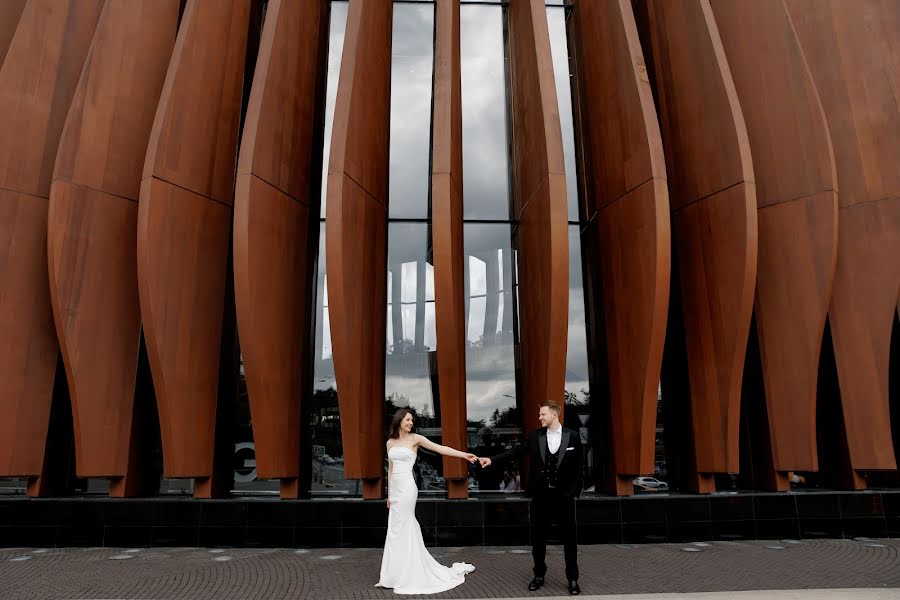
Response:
[0,539,897,600]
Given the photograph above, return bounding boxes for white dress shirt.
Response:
[547,424,563,454]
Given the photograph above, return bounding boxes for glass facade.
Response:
[0,0,893,515]
[310,225,357,496]
[303,0,594,497]
[319,1,348,217]
[388,4,435,219]
[460,4,511,220]
[464,224,522,492]
[0,0,597,498]
[547,6,580,222]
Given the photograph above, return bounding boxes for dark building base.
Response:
[1,491,898,548]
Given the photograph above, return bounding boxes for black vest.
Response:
[544,448,559,489]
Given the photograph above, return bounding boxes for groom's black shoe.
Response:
[528,576,544,591]
[568,580,581,595]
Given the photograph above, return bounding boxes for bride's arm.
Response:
[415,434,477,463]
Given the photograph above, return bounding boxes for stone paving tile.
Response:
[0,539,897,599]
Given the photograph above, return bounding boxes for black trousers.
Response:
[530,490,578,581]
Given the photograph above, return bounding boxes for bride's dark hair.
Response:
[388,408,413,439]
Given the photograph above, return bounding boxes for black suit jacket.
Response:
[492,426,584,498]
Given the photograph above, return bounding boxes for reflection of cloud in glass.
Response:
[385,374,434,417]
[565,225,590,401]
[464,224,518,423]
[320,2,348,216]
[461,6,511,220]
[385,224,438,424]
[468,380,517,423]
[547,7,579,221]
[389,5,434,218]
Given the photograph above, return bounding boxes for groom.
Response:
[479,400,583,595]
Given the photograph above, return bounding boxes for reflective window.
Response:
[385,223,448,491]
[463,224,523,493]
[547,7,580,221]
[564,226,590,405]
[461,5,511,220]
[385,223,438,420]
[309,225,357,495]
[389,4,435,219]
[564,224,592,487]
[320,1,349,217]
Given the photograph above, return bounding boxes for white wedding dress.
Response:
[376,446,475,595]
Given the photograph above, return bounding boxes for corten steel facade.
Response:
[0,0,899,517]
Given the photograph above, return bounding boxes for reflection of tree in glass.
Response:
[390,337,418,354]
[309,387,342,458]
[564,388,590,406]
[489,405,520,428]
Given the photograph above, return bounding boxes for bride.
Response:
[376,408,478,595]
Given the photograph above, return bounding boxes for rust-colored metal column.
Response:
[637,0,757,493]
[234,0,326,499]
[432,0,468,499]
[326,0,393,499]
[710,0,839,491]
[0,0,26,67]
[0,0,104,496]
[787,0,900,489]
[507,0,570,430]
[48,0,179,498]
[137,0,250,498]
[572,0,670,495]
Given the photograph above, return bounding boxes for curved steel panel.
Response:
[787,0,900,480]
[142,0,250,207]
[325,0,392,498]
[640,0,756,487]
[508,0,570,428]
[0,0,103,482]
[137,178,233,477]
[233,0,325,498]
[47,0,179,491]
[710,0,839,480]
[431,0,468,498]
[0,0,26,68]
[138,0,250,484]
[573,0,670,492]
